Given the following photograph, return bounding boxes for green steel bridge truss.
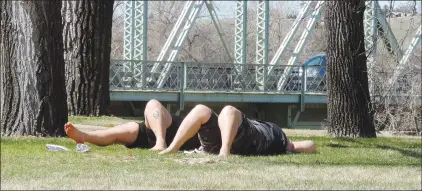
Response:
[117,0,421,107]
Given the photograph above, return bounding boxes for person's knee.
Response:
[144,99,164,117]
[145,99,162,112]
[218,105,242,126]
[219,105,241,117]
[143,99,171,128]
[191,104,212,119]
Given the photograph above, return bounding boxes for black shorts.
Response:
[125,114,201,150]
[198,111,289,156]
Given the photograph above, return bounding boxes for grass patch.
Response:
[68,115,142,127]
[248,136,421,166]
[1,135,421,190]
[2,115,421,189]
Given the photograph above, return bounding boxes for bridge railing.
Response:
[109,60,420,105]
[109,60,328,93]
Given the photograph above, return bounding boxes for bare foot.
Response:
[149,144,167,151]
[218,148,231,157]
[64,122,86,144]
[218,151,230,158]
[158,147,179,155]
[218,153,230,157]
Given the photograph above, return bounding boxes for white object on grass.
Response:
[46,144,70,152]
[76,144,90,153]
[183,146,207,155]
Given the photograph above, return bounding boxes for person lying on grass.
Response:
[65,99,201,151]
[158,104,316,157]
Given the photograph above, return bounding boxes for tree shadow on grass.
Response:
[337,137,359,142]
[375,144,422,159]
[327,143,351,148]
[326,137,358,148]
[328,137,421,159]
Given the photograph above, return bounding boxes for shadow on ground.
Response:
[375,145,421,159]
[326,137,421,159]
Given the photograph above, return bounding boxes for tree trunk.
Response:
[0,1,68,136]
[325,0,376,137]
[62,0,114,116]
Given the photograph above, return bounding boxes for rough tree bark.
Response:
[62,0,114,116]
[0,1,68,136]
[325,0,376,137]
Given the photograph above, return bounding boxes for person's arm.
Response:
[287,140,316,154]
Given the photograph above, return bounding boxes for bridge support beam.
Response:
[178,62,186,112]
[166,104,172,115]
[288,105,303,128]
[287,104,293,128]
[288,66,307,128]
[128,101,142,116]
[123,1,148,89]
[364,0,378,94]
[255,0,269,90]
[233,0,248,87]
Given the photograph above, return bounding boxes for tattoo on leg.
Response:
[153,110,160,119]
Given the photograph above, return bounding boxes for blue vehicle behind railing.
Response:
[286,53,327,92]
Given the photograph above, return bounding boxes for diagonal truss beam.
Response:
[205,0,233,62]
[266,1,313,77]
[374,1,403,63]
[255,0,270,89]
[148,1,205,89]
[387,25,421,89]
[276,1,324,91]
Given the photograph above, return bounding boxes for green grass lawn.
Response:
[1,116,421,190]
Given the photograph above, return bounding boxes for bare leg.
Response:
[143,99,173,151]
[64,122,139,146]
[158,104,212,154]
[217,105,242,157]
[287,140,316,154]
